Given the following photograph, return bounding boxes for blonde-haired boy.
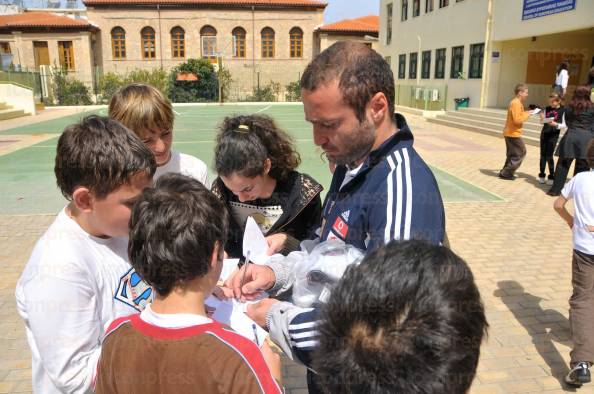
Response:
[109,83,209,185]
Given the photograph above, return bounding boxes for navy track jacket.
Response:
[278,114,445,367]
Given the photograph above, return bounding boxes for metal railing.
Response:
[395,84,448,111]
[0,70,43,99]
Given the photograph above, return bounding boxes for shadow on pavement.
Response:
[494,280,575,391]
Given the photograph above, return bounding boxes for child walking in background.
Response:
[553,140,594,387]
[539,93,566,185]
[499,84,538,180]
[109,83,210,185]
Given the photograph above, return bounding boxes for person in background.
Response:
[548,85,594,196]
[499,84,537,180]
[554,62,569,97]
[109,83,210,185]
[553,140,594,387]
[211,114,322,258]
[538,93,566,185]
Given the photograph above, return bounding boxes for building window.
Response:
[409,52,417,79]
[386,3,393,45]
[398,54,406,79]
[413,0,420,16]
[261,27,275,58]
[0,42,11,54]
[469,43,484,79]
[58,41,75,70]
[435,48,446,79]
[401,0,408,21]
[425,0,434,12]
[200,25,217,61]
[439,0,449,7]
[232,27,246,58]
[451,45,464,78]
[421,50,431,79]
[171,26,185,58]
[289,27,303,58]
[141,26,156,59]
[111,27,126,60]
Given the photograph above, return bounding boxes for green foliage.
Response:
[96,68,169,103]
[217,66,233,103]
[51,66,92,106]
[247,81,281,102]
[169,58,219,103]
[285,80,301,102]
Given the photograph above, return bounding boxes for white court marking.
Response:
[255,105,271,113]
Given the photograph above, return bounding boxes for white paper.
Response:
[205,295,268,347]
[542,117,554,124]
[242,216,269,264]
[220,259,240,282]
[531,108,541,115]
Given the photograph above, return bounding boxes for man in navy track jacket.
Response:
[226,41,445,391]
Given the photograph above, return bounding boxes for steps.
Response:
[427,108,544,146]
[0,102,29,121]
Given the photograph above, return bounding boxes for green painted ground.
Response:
[0,104,500,215]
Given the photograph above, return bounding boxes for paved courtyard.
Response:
[0,110,592,393]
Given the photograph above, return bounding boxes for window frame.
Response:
[398,54,406,79]
[468,43,485,79]
[439,0,449,8]
[289,27,303,58]
[170,26,185,59]
[111,26,126,60]
[58,40,75,70]
[421,50,431,79]
[386,3,393,45]
[200,25,218,61]
[450,45,464,79]
[401,0,408,21]
[141,26,156,60]
[409,52,418,79]
[435,48,446,79]
[232,27,246,58]
[261,27,275,58]
[413,0,420,17]
[425,0,434,12]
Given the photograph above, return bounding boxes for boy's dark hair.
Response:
[301,41,395,123]
[215,114,300,181]
[314,240,488,394]
[128,173,229,296]
[55,116,156,200]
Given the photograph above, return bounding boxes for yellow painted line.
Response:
[0,134,59,157]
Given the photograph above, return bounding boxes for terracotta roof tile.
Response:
[317,15,379,35]
[83,0,326,8]
[0,12,95,30]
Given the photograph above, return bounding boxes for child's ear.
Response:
[71,187,94,212]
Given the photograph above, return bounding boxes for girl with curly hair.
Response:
[212,114,323,258]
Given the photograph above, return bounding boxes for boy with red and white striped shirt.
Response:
[95,174,282,393]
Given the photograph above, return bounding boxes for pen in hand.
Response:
[252,323,260,346]
[239,251,251,301]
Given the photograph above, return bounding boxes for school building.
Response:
[379,0,594,110]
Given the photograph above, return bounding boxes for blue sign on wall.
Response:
[522,0,576,20]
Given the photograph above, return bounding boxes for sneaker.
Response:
[565,362,591,387]
[546,179,554,186]
[538,177,546,184]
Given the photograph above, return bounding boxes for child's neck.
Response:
[66,203,109,239]
[151,279,210,316]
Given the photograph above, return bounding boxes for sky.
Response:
[324,0,380,23]
[19,0,381,22]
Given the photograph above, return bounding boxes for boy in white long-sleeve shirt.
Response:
[15,116,156,393]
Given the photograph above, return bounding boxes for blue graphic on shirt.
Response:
[114,267,153,311]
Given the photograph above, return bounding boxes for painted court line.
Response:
[255,105,271,113]
[429,163,505,202]
[0,134,59,156]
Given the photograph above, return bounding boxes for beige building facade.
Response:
[379,0,594,110]
[85,0,325,99]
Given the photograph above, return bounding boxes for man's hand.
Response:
[224,264,276,301]
[265,233,288,255]
[247,298,280,328]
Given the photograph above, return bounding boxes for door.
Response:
[33,41,50,69]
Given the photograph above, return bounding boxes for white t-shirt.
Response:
[154,151,209,187]
[15,208,153,394]
[562,170,594,255]
[140,304,212,328]
[556,69,569,89]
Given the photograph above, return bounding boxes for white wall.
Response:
[0,82,36,115]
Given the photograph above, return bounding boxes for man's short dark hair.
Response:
[55,115,156,200]
[301,41,395,123]
[314,240,488,394]
[128,173,229,296]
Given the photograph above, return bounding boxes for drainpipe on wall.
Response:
[157,4,163,69]
[252,5,256,92]
[416,35,421,86]
[479,0,493,109]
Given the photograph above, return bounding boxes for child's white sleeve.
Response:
[19,262,101,393]
[561,177,575,199]
[557,112,567,130]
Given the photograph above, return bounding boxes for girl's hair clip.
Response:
[234,124,250,133]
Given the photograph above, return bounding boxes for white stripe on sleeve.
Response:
[394,151,404,240]
[384,156,397,243]
[402,148,413,240]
